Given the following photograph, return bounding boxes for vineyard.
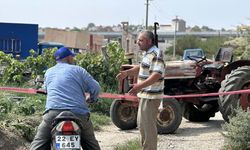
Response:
[0,41,127,149]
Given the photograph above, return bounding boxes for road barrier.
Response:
[0,86,250,102]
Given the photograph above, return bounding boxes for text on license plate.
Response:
[55,135,80,149]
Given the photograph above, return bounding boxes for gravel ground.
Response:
[158,113,225,150]
[96,112,225,150]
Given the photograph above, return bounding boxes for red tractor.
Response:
[110,47,250,134]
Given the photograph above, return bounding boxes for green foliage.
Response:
[1,56,26,84]
[191,25,202,32]
[0,91,112,142]
[12,122,35,142]
[222,108,250,150]
[24,49,57,79]
[166,35,228,59]
[0,98,13,113]
[176,36,202,56]
[18,93,45,115]
[0,113,7,121]
[76,41,127,90]
[199,37,225,57]
[114,138,141,150]
[90,112,111,131]
[0,91,46,116]
[89,99,113,116]
[224,36,250,60]
[223,27,250,60]
[0,48,56,85]
[0,42,126,91]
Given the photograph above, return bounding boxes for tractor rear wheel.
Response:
[219,66,250,122]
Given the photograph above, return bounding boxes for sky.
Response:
[0,0,249,30]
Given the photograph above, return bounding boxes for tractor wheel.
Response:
[110,99,138,130]
[157,98,182,134]
[182,102,218,122]
[219,66,250,122]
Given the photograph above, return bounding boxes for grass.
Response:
[91,112,111,131]
[114,138,141,150]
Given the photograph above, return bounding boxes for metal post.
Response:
[173,16,178,58]
[145,0,149,29]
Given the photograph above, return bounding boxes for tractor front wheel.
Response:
[157,98,182,134]
[110,99,138,130]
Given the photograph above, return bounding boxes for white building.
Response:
[159,18,186,32]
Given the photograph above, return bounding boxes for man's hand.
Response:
[116,71,128,81]
[128,84,141,96]
[86,95,98,103]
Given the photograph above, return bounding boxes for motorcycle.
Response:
[50,110,82,150]
[50,96,97,150]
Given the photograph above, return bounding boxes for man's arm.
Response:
[116,65,140,81]
[83,71,101,102]
[128,72,162,95]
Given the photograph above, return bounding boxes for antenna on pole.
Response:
[145,0,149,29]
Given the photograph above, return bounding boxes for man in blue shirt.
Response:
[30,47,101,150]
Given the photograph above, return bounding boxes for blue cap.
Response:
[54,47,75,61]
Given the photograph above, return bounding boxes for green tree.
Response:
[191,25,202,32]
[166,36,228,59]
[201,26,215,32]
[87,23,96,30]
[166,36,201,57]
[223,26,250,59]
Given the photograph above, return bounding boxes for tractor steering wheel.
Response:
[187,55,207,64]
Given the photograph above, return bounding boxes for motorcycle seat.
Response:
[52,111,82,128]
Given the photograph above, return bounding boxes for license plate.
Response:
[55,135,80,149]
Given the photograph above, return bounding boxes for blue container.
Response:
[0,22,38,59]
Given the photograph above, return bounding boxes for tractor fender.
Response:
[221,60,250,81]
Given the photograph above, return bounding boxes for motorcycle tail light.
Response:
[62,121,75,134]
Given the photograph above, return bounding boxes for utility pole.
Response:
[173,16,178,59]
[145,0,149,29]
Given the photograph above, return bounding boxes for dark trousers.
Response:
[30,110,100,150]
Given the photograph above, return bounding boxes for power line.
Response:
[150,1,173,21]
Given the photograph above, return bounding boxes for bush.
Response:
[13,95,46,115]
[0,98,13,114]
[222,108,250,150]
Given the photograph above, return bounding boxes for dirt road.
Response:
[96,112,225,150]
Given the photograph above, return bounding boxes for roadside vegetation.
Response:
[114,138,141,150]
[222,108,250,150]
